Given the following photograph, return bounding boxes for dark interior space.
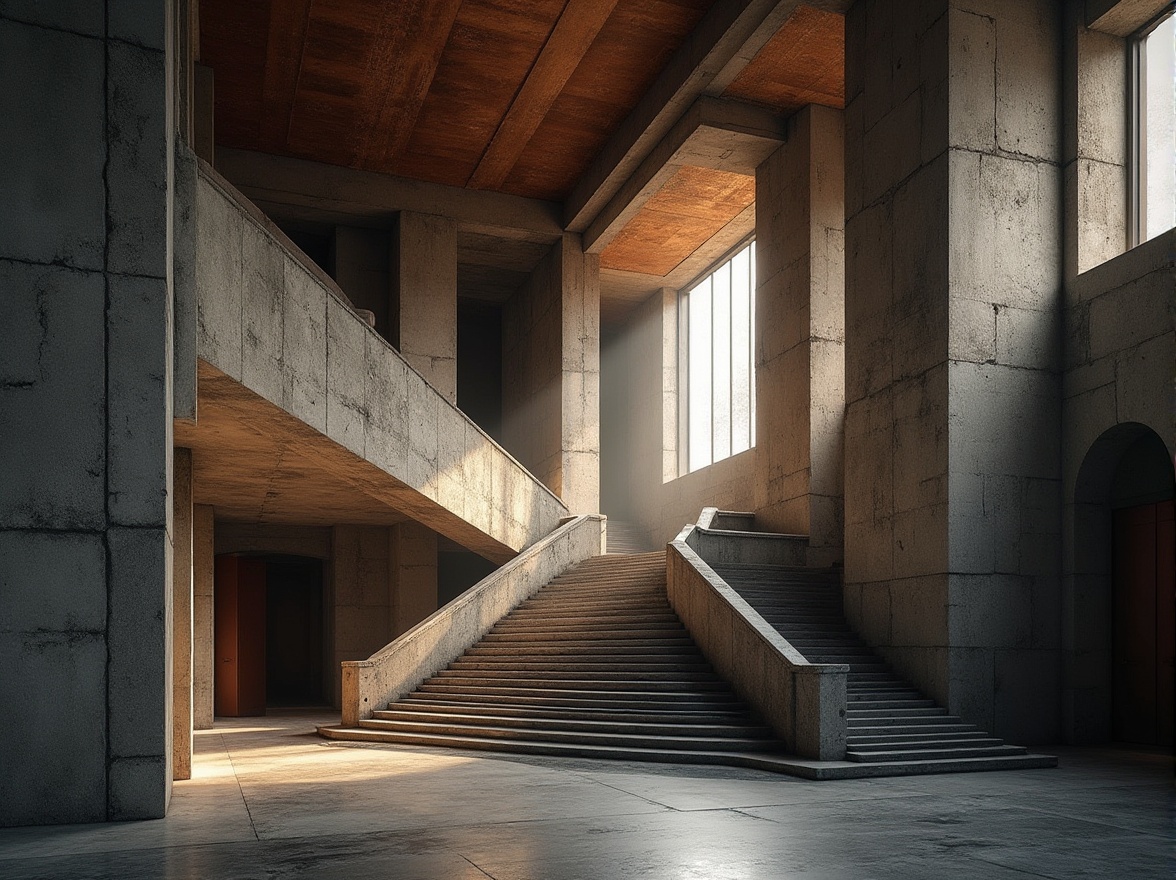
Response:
[265,557,326,707]
[438,550,498,606]
[457,300,503,442]
[1110,434,1175,746]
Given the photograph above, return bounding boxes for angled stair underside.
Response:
[711,562,1058,775]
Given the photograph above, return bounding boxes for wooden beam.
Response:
[354,0,464,168]
[467,0,620,191]
[217,148,564,241]
[259,0,313,151]
[584,96,787,254]
[564,0,852,234]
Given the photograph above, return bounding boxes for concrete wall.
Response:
[755,105,846,566]
[195,166,567,559]
[1061,227,1176,741]
[843,0,1064,743]
[603,288,755,547]
[502,233,601,514]
[172,449,194,781]
[192,504,215,730]
[393,212,458,402]
[0,2,175,824]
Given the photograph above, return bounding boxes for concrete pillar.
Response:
[1062,6,1128,277]
[754,105,845,566]
[192,504,215,729]
[0,2,174,824]
[393,211,458,402]
[172,449,193,780]
[391,522,439,638]
[843,0,1062,743]
[503,233,601,513]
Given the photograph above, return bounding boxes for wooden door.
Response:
[1112,500,1175,746]
[214,554,267,717]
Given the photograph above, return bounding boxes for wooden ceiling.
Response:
[201,0,713,202]
[201,1,846,318]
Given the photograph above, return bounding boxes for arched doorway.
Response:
[1072,423,1174,746]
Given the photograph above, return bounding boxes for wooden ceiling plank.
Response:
[260,0,314,152]
[354,0,465,169]
[467,0,621,192]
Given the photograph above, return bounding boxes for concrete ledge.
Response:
[691,508,808,565]
[341,515,606,725]
[668,524,847,760]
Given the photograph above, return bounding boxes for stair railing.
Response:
[341,514,606,726]
[668,519,849,761]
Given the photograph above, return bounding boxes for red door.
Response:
[214,555,268,717]
[1112,500,1175,746]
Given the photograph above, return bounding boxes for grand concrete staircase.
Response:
[711,561,1057,773]
[322,552,793,767]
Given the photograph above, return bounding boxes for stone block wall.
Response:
[503,234,601,514]
[0,2,175,824]
[844,0,1064,742]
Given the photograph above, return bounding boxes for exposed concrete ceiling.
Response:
[200,1,847,321]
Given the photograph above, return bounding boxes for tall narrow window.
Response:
[681,240,756,473]
[1133,9,1176,244]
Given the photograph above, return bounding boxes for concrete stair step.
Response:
[433,669,722,683]
[847,744,1028,763]
[848,723,980,737]
[449,659,712,672]
[406,690,740,710]
[416,683,738,701]
[390,699,754,724]
[365,712,772,740]
[345,723,776,754]
[492,616,683,629]
[847,712,965,727]
[465,645,705,658]
[847,736,1005,750]
[844,698,937,710]
[847,706,949,719]
[481,631,693,644]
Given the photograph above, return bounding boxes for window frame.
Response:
[1129,5,1175,247]
[677,236,757,477]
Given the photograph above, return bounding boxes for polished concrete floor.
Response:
[0,712,1170,879]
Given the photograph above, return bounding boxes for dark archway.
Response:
[1069,423,1174,745]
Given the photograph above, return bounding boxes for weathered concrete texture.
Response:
[392,212,458,402]
[844,0,1063,743]
[193,167,566,560]
[1063,12,1127,277]
[331,525,394,709]
[503,233,601,514]
[602,287,755,546]
[1061,228,1176,742]
[342,515,605,725]
[670,527,848,760]
[192,505,215,730]
[392,522,439,639]
[0,6,174,826]
[172,450,194,781]
[754,105,846,567]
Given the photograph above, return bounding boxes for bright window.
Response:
[681,240,755,474]
[1134,9,1176,243]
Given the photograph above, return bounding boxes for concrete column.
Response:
[393,211,458,402]
[1062,7,1128,278]
[192,504,215,729]
[0,2,174,824]
[503,233,600,513]
[843,0,1062,743]
[754,105,845,566]
[330,525,393,707]
[391,522,439,638]
[172,449,193,780]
